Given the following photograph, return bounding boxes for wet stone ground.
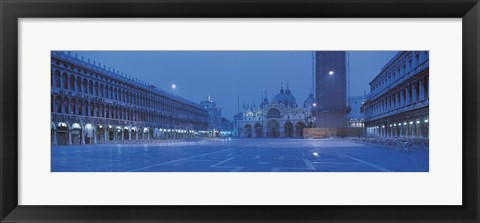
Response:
[51,138,429,172]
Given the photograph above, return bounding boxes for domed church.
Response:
[237,84,316,138]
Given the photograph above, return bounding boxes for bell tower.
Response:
[315,51,347,128]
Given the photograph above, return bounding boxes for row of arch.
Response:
[365,115,429,139]
[51,65,207,121]
[51,122,196,146]
[243,120,307,138]
[51,95,207,129]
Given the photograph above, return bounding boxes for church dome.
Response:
[304,92,315,108]
[273,85,297,108]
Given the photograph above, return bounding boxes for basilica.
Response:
[236,85,316,138]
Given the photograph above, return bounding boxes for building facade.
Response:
[236,85,315,138]
[51,51,208,146]
[347,96,365,128]
[221,117,233,132]
[315,51,348,128]
[200,96,223,136]
[362,51,429,138]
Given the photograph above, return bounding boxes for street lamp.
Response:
[171,84,176,90]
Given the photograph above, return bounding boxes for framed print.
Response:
[1,0,479,222]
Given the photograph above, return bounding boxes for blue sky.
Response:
[71,51,397,120]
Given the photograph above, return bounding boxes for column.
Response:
[68,129,72,145]
[412,121,416,138]
[93,129,97,144]
[81,128,85,144]
[405,88,410,105]
[104,129,107,143]
[419,79,425,100]
[129,128,131,142]
[399,90,404,107]
[52,98,57,113]
[395,93,399,108]
[53,129,58,146]
[412,83,417,102]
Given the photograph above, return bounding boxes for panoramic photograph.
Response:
[51,50,429,172]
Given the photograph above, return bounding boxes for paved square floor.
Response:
[51,138,429,172]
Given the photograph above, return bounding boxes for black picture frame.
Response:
[1,0,479,222]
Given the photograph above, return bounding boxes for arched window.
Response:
[89,80,94,95]
[69,75,75,91]
[62,72,69,89]
[53,70,61,88]
[267,108,281,119]
[76,77,82,92]
[62,97,69,114]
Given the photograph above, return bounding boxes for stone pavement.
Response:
[51,138,429,172]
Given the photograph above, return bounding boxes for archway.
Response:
[295,122,306,138]
[131,127,137,141]
[138,127,144,140]
[254,123,263,138]
[107,125,115,142]
[143,127,150,140]
[56,122,68,145]
[51,122,55,145]
[244,124,253,138]
[284,121,293,137]
[266,119,280,138]
[154,128,160,139]
[96,125,105,143]
[116,126,122,141]
[123,127,130,141]
[84,123,93,144]
[71,123,82,145]
[267,108,281,119]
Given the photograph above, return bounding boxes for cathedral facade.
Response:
[237,85,316,138]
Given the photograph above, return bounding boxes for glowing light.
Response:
[313,103,317,107]
[424,119,429,123]
[409,121,413,125]
[416,121,420,124]
[328,70,335,75]
[313,152,319,157]
[72,123,81,129]
[171,84,176,89]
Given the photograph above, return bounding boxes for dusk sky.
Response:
[71,51,398,120]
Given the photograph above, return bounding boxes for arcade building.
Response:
[362,51,429,138]
[51,51,208,146]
